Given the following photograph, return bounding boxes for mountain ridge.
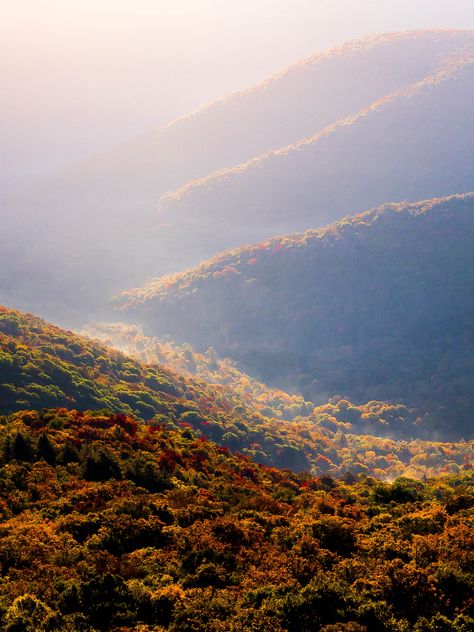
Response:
[2,29,473,322]
[157,52,474,251]
[120,192,474,303]
[118,194,474,441]
[161,47,474,207]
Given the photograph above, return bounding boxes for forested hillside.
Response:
[82,321,314,421]
[1,306,471,478]
[1,30,473,322]
[120,194,474,441]
[0,408,472,631]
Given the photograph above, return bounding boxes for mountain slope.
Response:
[0,305,314,472]
[82,321,314,421]
[0,408,471,630]
[2,30,473,322]
[159,48,474,250]
[1,305,471,477]
[119,194,474,440]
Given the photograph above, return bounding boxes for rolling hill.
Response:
[1,305,471,477]
[1,30,473,322]
[119,194,474,441]
[159,45,474,249]
[81,321,315,422]
[80,321,465,443]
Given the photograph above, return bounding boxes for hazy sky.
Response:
[2,0,474,194]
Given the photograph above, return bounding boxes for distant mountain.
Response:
[160,44,474,250]
[119,194,474,440]
[2,30,473,322]
[1,305,471,476]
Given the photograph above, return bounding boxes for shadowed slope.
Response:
[119,194,474,440]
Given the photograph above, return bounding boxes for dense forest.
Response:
[0,408,472,631]
[81,322,469,443]
[2,30,473,323]
[120,194,474,441]
[82,321,314,422]
[1,307,472,479]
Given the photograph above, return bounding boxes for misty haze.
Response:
[0,2,473,631]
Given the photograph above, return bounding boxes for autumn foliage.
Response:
[1,307,472,480]
[0,408,472,630]
[119,194,474,442]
